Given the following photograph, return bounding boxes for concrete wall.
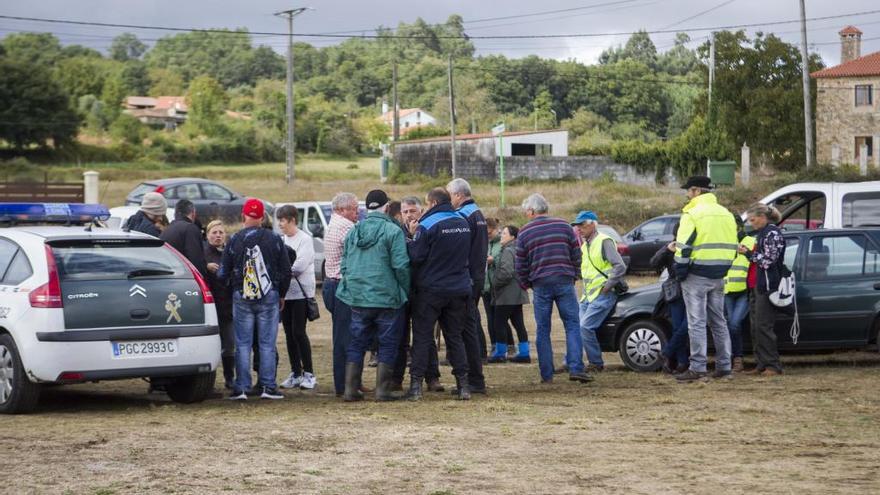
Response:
[816,77,880,166]
[496,131,569,157]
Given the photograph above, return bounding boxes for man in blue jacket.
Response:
[447,178,488,394]
[406,188,473,401]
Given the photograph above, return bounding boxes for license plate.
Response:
[112,340,178,359]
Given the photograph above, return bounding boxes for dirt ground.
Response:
[2,287,880,495]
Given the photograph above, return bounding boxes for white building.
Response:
[378,104,437,134]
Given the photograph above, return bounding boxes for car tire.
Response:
[0,334,42,414]
[618,320,667,372]
[166,371,216,404]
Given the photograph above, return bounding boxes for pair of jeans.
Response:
[531,282,585,381]
[578,292,617,367]
[410,291,469,382]
[681,275,731,373]
[322,279,351,395]
[493,305,528,344]
[347,307,403,365]
[750,289,782,372]
[724,292,749,358]
[662,298,690,367]
[233,290,280,392]
[392,300,441,384]
[281,298,313,375]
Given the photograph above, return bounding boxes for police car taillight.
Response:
[29,245,63,308]
[164,244,215,304]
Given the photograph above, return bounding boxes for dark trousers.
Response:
[281,298,313,375]
[348,307,402,365]
[750,289,782,372]
[493,304,528,344]
[410,291,469,382]
[463,291,487,388]
[218,315,235,382]
[323,278,351,395]
[662,298,690,367]
[393,301,440,383]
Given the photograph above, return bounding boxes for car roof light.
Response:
[0,203,111,226]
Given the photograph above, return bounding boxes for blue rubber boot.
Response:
[511,342,532,363]
[489,343,508,363]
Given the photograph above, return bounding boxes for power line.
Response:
[465,0,641,24]
[660,0,737,30]
[2,9,880,40]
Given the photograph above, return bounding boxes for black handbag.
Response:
[661,276,682,302]
[294,276,320,321]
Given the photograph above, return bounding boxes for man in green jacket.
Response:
[337,190,411,402]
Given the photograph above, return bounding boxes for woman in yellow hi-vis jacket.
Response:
[724,216,756,373]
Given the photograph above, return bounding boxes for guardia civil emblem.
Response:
[165,293,182,323]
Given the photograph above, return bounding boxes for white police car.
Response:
[0,203,221,413]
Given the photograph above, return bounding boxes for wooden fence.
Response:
[0,173,84,203]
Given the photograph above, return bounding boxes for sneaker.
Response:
[568,371,594,383]
[280,373,303,389]
[228,390,247,400]
[299,372,317,390]
[675,370,708,382]
[712,369,733,380]
[732,357,744,373]
[585,364,605,373]
[260,387,285,400]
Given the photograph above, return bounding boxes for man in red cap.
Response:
[219,198,291,400]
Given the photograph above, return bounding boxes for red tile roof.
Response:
[839,25,863,36]
[811,51,880,78]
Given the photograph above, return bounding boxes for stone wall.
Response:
[394,140,677,185]
[816,77,880,166]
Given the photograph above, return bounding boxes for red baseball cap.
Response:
[242,198,265,219]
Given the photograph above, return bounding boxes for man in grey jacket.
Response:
[572,211,627,372]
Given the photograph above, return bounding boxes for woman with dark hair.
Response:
[651,222,689,373]
[740,203,785,376]
[491,225,531,363]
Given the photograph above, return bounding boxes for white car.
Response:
[759,181,880,231]
[0,203,220,413]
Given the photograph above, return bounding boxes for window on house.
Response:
[855,85,873,106]
[855,136,874,160]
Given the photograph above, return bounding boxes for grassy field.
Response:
[3,291,879,494]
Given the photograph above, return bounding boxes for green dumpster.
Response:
[708,160,736,186]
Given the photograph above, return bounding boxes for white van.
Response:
[759,181,880,231]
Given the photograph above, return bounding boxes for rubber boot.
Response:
[511,342,531,363]
[455,375,471,401]
[343,362,364,402]
[406,377,423,401]
[489,343,508,363]
[221,355,235,388]
[375,363,401,402]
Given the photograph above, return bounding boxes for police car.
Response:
[0,203,221,413]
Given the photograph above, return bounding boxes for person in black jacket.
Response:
[124,192,168,237]
[650,222,689,374]
[204,219,235,389]
[160,199,208,278]
[447,178,488,394]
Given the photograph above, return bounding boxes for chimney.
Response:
[839,26,863,64]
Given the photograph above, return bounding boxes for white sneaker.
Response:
[299,372,317,390]
[280,373,302,389]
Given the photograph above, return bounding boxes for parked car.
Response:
[124,178,274,223]
[0,203,221,413]
[597,224,631,268]
[759,181,880,231]
[599,227,880,372]
[106,205,175,231]
[623,214,680,272]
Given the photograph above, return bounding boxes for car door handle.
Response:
[874,283,880,290]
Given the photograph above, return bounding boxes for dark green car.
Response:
[599,228,880,371]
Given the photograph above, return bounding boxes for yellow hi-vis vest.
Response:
[581,232,614,303]
[724,235,756,294]
[674,193,738,277]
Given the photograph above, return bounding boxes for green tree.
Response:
[110,33,147,61]
[530,89,556,129]
[600,30,658,69]
[109,113,145,145]
[186,75,229,135]
[0,58,80,148]
[148,67,185,96]
[100,71,128,123]
[121,60,150,95]
[55,56,114,102]
[657,33,700,76]
[1,32,63,66]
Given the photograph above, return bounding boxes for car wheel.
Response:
[166,371,216,404]
[0,334,42,414]
[618,320,667,372]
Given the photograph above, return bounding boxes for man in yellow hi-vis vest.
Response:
[724,216,756,373]
[572,211,627,372]
[674,176,738,382]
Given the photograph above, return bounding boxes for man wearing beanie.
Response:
[124,191,168,237]
[219,198,291,400]
[336,190,411,402]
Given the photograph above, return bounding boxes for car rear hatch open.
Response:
[48,238,205,330]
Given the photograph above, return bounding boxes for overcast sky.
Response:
[2,0,878,65]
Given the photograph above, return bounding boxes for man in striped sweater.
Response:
[515,193,593,384]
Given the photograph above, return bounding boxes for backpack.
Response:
[241,230,274,300]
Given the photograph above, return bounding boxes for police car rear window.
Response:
[52,245,189,281]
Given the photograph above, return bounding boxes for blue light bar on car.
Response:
[0,203,111,224]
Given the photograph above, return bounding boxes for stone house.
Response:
[812,26,880,166]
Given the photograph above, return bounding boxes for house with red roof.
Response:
[811,26,880,166]
[123,96,188,130]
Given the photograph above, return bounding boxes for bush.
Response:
[400,126,449,141]
[109,114,145,145]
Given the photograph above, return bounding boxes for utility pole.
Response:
[275,7,311,185]
[448,54,457,178]
[708,32,715,119]
[392,61,399,143]
[799,0,815,168]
